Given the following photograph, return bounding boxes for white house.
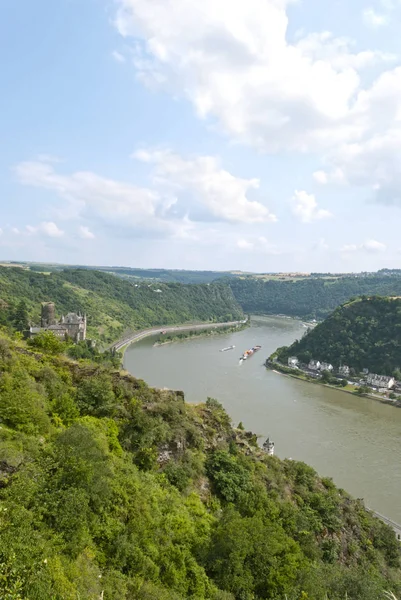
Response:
[366,374,395,390]
[288,357,299,368]
[308,359,321,371]
[338,365,350,377]
[320,362,334,372]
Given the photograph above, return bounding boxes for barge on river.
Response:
[240,345,262,361]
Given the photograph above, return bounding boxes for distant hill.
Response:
[0,267,243,343]
[228,275,401,319]
[9,261,240,284]
[275,296,401,375]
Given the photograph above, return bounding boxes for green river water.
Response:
[124,315,401,523]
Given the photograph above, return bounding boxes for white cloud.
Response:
[342,239,386,253]
[113,0,401,210]
[112,50,126,63]
[236,236,279,254]
[237,238,254,250]
[362,7,388,27]
[15,154,270,242]
[26,221,64,238]
[114,0,393,153]
[133,149,276,223]
[291,190,332,223]
[78,226,95,240]
[363,239,387,252]
[14,159,174,237]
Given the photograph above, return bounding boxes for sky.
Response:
[1,0,401,273]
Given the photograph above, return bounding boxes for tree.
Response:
[13,300,29,332]
[28,331,65,355]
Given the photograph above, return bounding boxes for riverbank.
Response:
[267,362,401,408]
[153,322,248,346]
[111,317,248,352]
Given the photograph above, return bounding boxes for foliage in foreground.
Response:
[0,332,400,599]
[275,296,401,375]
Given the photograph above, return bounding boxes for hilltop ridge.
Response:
[0,267,243,343]
[274,296,401,376]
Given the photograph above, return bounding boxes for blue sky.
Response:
[1,0,401,272]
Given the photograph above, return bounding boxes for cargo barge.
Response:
[240,345,262,361]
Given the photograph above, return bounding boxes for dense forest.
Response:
[275,296,401,375]
[0,267,243,343]
[0,331,400,599]
[228,276,401,319]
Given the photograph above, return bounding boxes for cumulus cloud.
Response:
[114,0,394,154]
[14,158,188,238]
[342,239,386,253]
[362,7,388,26]
[113,0,401,208]
[237,238,254,250]
[14,153,271,243]
[236,236,279,254]
[291,190,332,223]
[133,149,276,223]
[26,221,64,238]
[78,226,95,240]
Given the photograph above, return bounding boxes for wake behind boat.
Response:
[239,345,262,361]
[220,345,235,352]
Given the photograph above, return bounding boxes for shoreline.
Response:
[153,324,247,347]
[111,317,248,353]
[268,364,401,408]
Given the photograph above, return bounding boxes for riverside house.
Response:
[308,359,321,371]
[288,357,299,368]
[366,373,395,390]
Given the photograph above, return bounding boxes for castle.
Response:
[29,302,87,343]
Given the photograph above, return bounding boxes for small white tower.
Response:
[263,437,275,456]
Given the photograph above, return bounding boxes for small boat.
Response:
[240,345,262,361]
[220,345,235,352]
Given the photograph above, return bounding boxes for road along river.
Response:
[124,315,401,524]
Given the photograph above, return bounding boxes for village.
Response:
[271,355,401,399]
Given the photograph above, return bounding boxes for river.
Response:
[124,315,401,523]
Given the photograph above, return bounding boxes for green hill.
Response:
[0,332,400,599]
[0,267,243,343]
[275,296,401,375]
[228,275,401,319]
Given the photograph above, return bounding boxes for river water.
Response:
[124,316,401,523]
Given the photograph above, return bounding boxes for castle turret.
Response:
[41,302,56,327]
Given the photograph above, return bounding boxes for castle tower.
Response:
[41,302,56,327]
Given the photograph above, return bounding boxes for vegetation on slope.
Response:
[0,331,400,599]
[228,276,401,320]
[275,296,401,375]
[0,267,243,343]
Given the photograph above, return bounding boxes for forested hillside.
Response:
[0,332,400,599]
[275,296,401,375]
[0,267,243,343]
[228,276,401,319]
